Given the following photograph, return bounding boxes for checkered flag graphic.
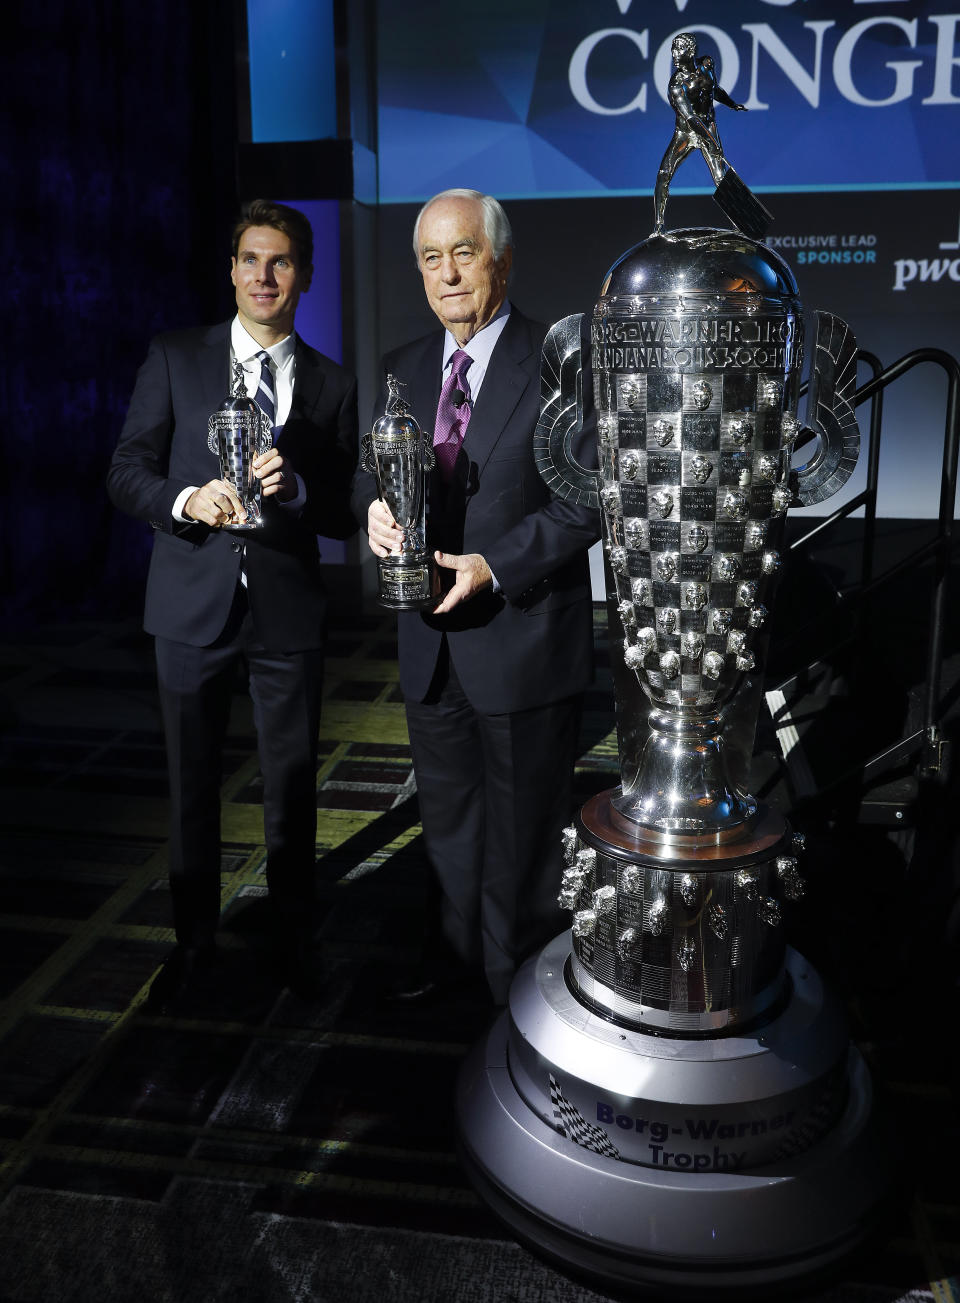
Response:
[773,1075,844,1161]
[549,1074,621,1160]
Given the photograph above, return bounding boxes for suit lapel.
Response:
[396,334,450,541]
[399,334,445,434]
[290,335,327,423]
[199,321,233,413]
[462,312,535,477]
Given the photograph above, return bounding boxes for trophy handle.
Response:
[792,311,860,506]
[206,417,220,456]
[257,408,274,455]
[360,433,376,475]
[420,438,436,472]
[535,314,600,507]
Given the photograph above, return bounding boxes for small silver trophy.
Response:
[361,375,439,610]
[206,361,273,529]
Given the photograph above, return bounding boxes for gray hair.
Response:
[413,188,514,263]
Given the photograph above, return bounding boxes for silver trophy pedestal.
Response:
[457,934,892,1297]
[376,547,440,611]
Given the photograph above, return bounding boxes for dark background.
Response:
[5,2,238,629]
[6,2,958,632]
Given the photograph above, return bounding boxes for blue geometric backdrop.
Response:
[377,0,960,202]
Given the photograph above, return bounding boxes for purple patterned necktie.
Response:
[433,349,472,481]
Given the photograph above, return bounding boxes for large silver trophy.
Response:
[457,56,888,1295]
[206,361,273,529]
[361,375,439,610]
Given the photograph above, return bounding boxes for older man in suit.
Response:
[353,188,598,1007]
[109,199,357,1009]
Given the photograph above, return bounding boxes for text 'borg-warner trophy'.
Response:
[206,360,274,529]
[456,32,888,1293]
[361,375,438,610]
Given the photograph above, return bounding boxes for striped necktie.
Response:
[255,349,276,429]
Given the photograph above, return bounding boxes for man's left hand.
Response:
[432,551,493,614]
[254,448,296,502]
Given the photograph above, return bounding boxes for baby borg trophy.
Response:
[456,45,890,1295]
[207,361,273,529]
[361,375,439,610]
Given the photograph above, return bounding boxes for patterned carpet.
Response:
[0,599,956,1303]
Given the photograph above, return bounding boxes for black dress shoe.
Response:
[267,930,326,1002]
[387,967,484,1005]
[388,973,446,1003]
[283,948,326,1001]
[145,945,218,1014]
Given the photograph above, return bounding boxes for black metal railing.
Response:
[773,345,959,797]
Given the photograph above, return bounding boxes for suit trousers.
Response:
[154,586,324,949]
[404,643,581,1004]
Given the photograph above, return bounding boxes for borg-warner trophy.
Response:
[206,361,274,529]
[455,88,889,1302]
[361,375,439,610]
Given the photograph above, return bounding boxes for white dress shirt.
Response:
[231,316,297,424]
[440,302,511,400]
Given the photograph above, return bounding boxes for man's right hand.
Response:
[366,498,403,558]
[184,479,247,528]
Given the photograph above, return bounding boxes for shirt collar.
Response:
[231,316,297,368]
[441,301,511,372]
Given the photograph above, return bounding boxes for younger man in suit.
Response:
[109,200,357,1009]
[353,189,598,1006]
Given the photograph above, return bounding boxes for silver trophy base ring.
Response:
[221,518,265,531]
[456,935,893,1297]
[377,555,438,611]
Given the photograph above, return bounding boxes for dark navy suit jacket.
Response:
[352,309,598,714]
[109,320,357,652]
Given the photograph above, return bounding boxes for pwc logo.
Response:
[893,213,960,292]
